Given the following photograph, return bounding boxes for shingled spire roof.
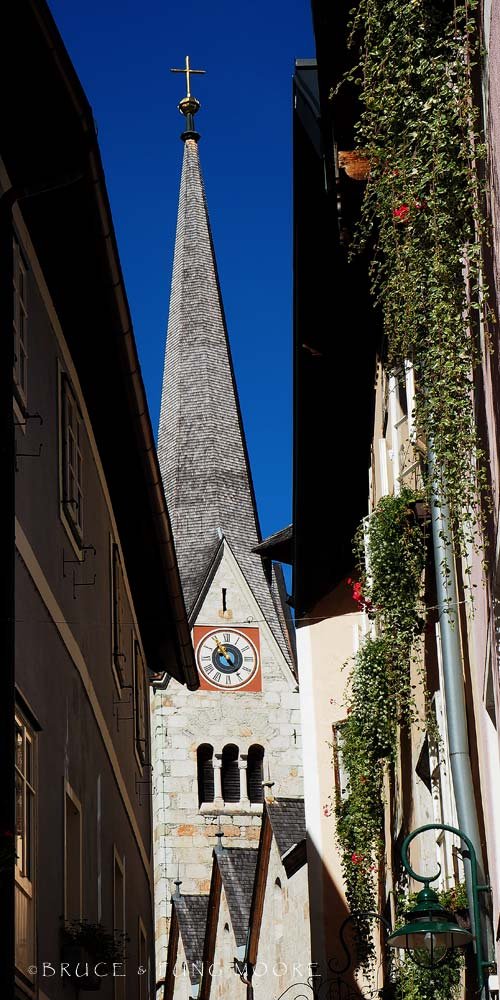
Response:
[158,131,293,668]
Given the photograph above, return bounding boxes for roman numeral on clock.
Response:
[223,633,231,642]
[225,675,232,685]
[213,671,221,683]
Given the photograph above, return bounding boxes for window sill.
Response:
[13,394,27,434]
[199,802,263,816]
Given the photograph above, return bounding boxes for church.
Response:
[151,65,304,980]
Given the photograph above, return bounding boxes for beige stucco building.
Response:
[289,2,500,994]
[2,5,196,998]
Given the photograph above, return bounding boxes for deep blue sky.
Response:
[47,0,315,544]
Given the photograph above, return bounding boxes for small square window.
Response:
[61,375,83,542]
[134,640,147,766]
[112,543,127,686]
[15,709,36,978]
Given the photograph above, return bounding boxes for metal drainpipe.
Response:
[428,445,488,980]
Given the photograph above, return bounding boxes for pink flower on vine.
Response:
[347,578,372,611]
[393,203,410,223]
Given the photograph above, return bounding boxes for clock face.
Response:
[195,628,260,690]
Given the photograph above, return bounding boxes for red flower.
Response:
[351,852,364,865]
[393,203,410,223]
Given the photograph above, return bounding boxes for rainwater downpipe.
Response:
[428,444,489,989]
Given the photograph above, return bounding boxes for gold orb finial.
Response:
[170,56,206,116]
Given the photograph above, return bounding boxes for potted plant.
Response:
[60,919,127,992]
[440,882,471,931]
[338,149,371,181]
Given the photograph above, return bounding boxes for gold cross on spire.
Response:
[170,56,206,100]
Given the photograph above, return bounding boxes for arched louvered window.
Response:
[197,744,214,806]
[221,744,240,803]
[247,744,264,804]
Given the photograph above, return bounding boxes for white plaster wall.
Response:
[252,838,310,1000]
[172,932,195,1000]
[209,888,247,1000]
[296,591,363,976]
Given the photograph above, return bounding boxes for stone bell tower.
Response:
[151,60,302,977]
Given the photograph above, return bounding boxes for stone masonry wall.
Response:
[152,544,303,977]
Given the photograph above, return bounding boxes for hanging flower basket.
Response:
[338,150,371,181]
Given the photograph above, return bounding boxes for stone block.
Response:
[246,826,260,840]
[222,825,241,838]
[269,735,291,751]
[176,823,196,836]
[170,760,195,777]
[263,692,281,706]
[185,863,212,879]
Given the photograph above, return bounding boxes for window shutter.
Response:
[221,744,240,803]
[247,745,264,803]
[197,745,214,805]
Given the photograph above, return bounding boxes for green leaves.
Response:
[335,489,427,970]
[346,0,488,558]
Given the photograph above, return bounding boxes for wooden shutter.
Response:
[247,745,264,803]
[197,745,214,805]
[221,744,240,803]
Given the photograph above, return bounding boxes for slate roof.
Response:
[266,798,306,858]
[216,848,258,947]
[172,894,209,985]
[157,137,294,668]
[252,524,293,563]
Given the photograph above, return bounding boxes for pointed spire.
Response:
[214,817,224,855]
[157,106,294,669]
[172,862,182,900]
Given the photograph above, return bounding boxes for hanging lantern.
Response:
[388,884,472,968]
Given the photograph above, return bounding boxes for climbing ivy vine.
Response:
[342,0,489,555]
[335,490,427,969]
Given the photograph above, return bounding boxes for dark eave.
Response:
[292,46,379,620]
[1,0,198,688]
[252,524,293,564]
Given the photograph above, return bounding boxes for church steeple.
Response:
[157,70,293,667]
[170,56,205,141]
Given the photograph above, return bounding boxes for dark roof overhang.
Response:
[252,524,293,564]
[1,0,198,688]
[292,29,379,621]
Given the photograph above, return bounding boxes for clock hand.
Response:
[214,638,233,663]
